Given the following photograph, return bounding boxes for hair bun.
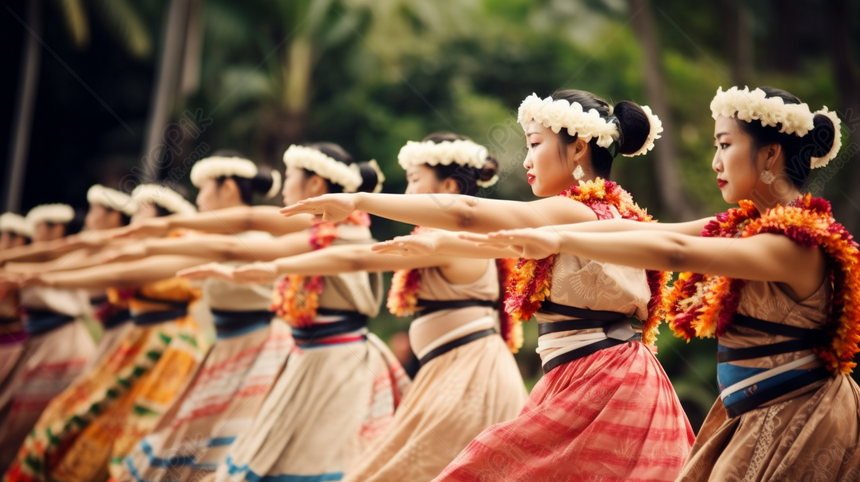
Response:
[477,154,500,188]
[251,167,282,199]
[808,107,841,168]
[358,160,385,193]
[614,101,662,157]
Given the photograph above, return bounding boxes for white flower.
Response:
[810,107,843,169]
[0,212,32,237]
[190,156,258,187]
[283,145,363,193]
[397,139,490,171]
[26,204,74,228]
[131,184,197,215]
[87,184,136,216]
[710,86,815,137]
[518,93,621,150]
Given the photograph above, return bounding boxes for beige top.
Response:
[19,287,91,318]
[201,231,274,312]
[408,260,498,358]
[533,205,650,364]
[723,278,831,372]
[316,224,383,319]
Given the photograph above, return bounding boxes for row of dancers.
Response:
[0,84,857,481]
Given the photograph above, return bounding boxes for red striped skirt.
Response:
[434,341,695,482]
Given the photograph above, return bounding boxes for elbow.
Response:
[664,234,690,271]
[454,198,478,230]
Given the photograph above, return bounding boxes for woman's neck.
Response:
[751,187,802,214]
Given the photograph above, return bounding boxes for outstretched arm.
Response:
[114,206,314,239]
[543,217,714,237]
[179,244,470,284]
[30,255,215,289]
[468,228,825,299]
[281,192,598,233]
[106,231,315,264]
[372,229,521,259]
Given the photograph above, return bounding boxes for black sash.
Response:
[211,309,274,337]
[24,310,75,335]
[290,310,368,342]
[538,301,641,373]
[414,299,496,316]
[418,328,497,366]
[719,313,831,416]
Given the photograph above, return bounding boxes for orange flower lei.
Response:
[505,178,670,346]
[666,195,860,374]
[387,228,523,353]
[271,211,371,328]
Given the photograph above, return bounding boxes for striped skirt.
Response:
[433,341,695,482]
[211,333,409,482]
[117,319,293,482]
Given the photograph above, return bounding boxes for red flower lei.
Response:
[271,211,371,327]
[666,195,860,374]
[504,178,670,346]
[387,228,523,353]
[93,287,136,324]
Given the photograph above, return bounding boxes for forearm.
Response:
[271,245,446,276]
[167,206,313,235]
[5,250,98,273]
[44,255,214,289]
[542,217,713,237]
[0,239,69,264]
[436,232,519,259]
[355,193,519,232]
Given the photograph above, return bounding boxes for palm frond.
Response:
[90,0,152,58]
[52,0,89,47]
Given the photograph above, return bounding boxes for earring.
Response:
[573,165,585,181]
[760,169,776,185]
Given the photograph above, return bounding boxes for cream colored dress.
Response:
[344,260,526,482]
[210,224,409,482]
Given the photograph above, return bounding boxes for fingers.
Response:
[457,232,492,243]
[280,202,315,216]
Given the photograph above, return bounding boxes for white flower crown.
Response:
[26,204,75,227]
[517,94,662,157]
[0,212,32,238]
[131,184,197,216]
[190,156,258,187]
[283,145,364,193]
[397,139,499,188]
[87,184,137,216]
[710,86,842,168]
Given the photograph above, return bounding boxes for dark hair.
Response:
[733,87,837,189]
[549,90,653,179]
[301,142,382,194]
[211,149,279,205]
[420,132,499,196]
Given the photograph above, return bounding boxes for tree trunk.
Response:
[721,0,752,85]
[827,0,860,232]
[628,0,696,221]
[141,0,190,182]
[4,0,42,213]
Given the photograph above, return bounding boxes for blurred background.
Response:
[2,0,859,431]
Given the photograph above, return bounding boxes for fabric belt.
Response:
[414,299,496,316]
[538,301,641,374]
[418,328,497,366]
[211,309,274,338]
[719,313,830,417]
[24,310,75,335]
[291,310,368,346]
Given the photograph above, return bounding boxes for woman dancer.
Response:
[284,90,695,481]
[0,205,95,471]
[181,133,528,482]
[4,186,210,482]
[178,142,408,482]
[460,86,860,480]
[114,155,297,482]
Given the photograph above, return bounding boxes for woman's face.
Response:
[404,164,448,195]
[712,116,766,204]
[196,178,238,212]
[131,201,158,223]
[523,121,578,197]
[282,166,316,206]
[84,203,121,231]
[32,222,62,243]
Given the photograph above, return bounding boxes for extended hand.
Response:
[177,262,236,281]
[111,218,170,240]
[280,194,358,223]
[458,229,563,259]
[231,263,277,284]
[371,230,441,257]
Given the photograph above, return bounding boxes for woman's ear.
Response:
[566,137,590,167]
[761,142,783,172]
[306,174,329,198]
[441,177,461,194]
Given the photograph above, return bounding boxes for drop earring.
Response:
[573,165,584,181]
[760,169,776,185]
